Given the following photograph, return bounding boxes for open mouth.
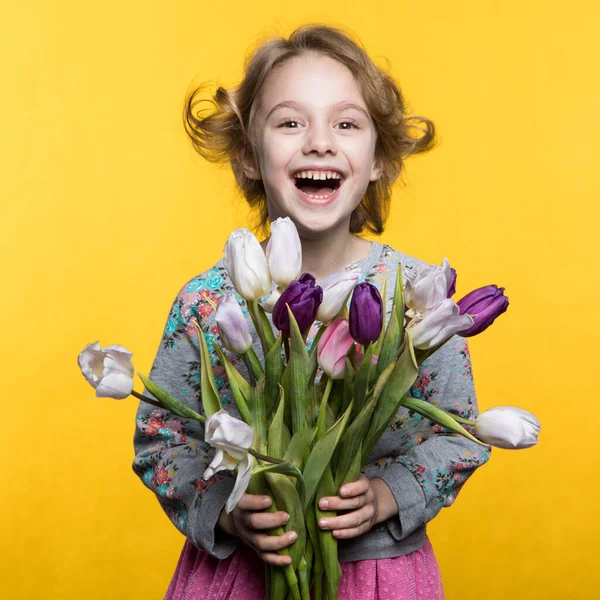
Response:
[292,172,343,200]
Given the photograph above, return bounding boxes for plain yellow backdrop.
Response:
[1,1,598,598]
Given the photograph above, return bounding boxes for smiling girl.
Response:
[133,24,490,599]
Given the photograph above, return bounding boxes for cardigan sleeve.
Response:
[131,276,243,559]
[370,335,491,541]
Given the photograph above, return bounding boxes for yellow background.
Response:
[2,1,597,598]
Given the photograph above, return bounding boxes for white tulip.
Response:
[215,295,253,354]
[78,342,134,399]
[224,229,272,301]
[266,217,302,288]
[316,269,360,323]
[406,298,474,349]
[204,410,255,513]
[258,285,282,314]
[475,406,541,449]
[405,258,454,319]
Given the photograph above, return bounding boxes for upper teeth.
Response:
[293,170,342,180]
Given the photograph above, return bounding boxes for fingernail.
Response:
[263,497,271,507]
[340,488,348,497]
[288,531,297,542]
[283,513,290,523]
[319,499,329,509]
[319,519,329,529]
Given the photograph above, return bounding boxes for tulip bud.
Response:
[406,298,474,349]
[266,217,302,288]
[317,318,355,379]
[204,410,255,513]
[475,406,540,449]
[349,282,383,346]
[78,342,135,399]
[316,269,360,323]
[273,273,323,337]
[223,228,272,301]
[457,285,509,337]
[215,295,253,354]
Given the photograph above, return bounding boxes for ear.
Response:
[369,157,384,182]
[238,147,261,181]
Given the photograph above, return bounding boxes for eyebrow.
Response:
[266,100,370,120]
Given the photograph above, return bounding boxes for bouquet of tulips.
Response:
[78,218,540,600]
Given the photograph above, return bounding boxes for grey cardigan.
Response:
[132,241,490,562]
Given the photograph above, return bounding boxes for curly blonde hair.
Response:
[183,24,436,237]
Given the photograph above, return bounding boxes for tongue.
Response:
[298,184,335,195]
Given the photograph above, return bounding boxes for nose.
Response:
[302,120,337,156]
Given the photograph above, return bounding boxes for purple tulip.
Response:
[273,273,323,337]
[349,282,383,346]
[447,268,457,298]
[457,285,509,337]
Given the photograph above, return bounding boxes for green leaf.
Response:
[352,342,374,417]
[375,305,401,380]
[137,374,206,423]
[252,461,306,507]
[316,465,342,600]
[400,396,489,446]
[265,334,284,414]
[307,322,327,384]
[265,471,306,568]
[283,427,315,471]
[246,346,264,379]
[211,344,252,425]
[362,332,419,462]
[339,441,363,488]
[191,320,222,417]
[340,357,356,414]
[393,262,405,334]
[302,402,353,511]
[267,385,289,460]
[252,376,268,453]
[287,305,309,434]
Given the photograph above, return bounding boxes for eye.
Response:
[335,120,359,130]
[279,119,304,129]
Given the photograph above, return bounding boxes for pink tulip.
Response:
[317,318,355,379]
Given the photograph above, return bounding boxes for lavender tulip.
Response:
[273,273,323,336]
[316,269,360,323]
[215,294,253,354]
[349,282,383,346]
[457,285,509,337]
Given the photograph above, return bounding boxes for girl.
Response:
[133,24,490,600]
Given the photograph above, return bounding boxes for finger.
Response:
[338,475,369,498]
[259,551,293,567]
[237,494,273,511]
[318,505,373,531]
[318,494,366,511]
[252,530,298,553]
[245,510,290,531]
[331,524,370,539]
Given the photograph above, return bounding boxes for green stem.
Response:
[131,390,206,423]
[241,353,257,387]
[249,300,269,358]
[315,378,334,439]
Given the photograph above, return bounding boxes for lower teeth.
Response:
[302,190,335,199]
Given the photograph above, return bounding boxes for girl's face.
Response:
[244,53,382,238]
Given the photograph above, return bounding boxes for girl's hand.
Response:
[317,475,398,539]
[218,493,297,567]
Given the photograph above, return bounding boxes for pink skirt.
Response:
[164,537,445,600]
